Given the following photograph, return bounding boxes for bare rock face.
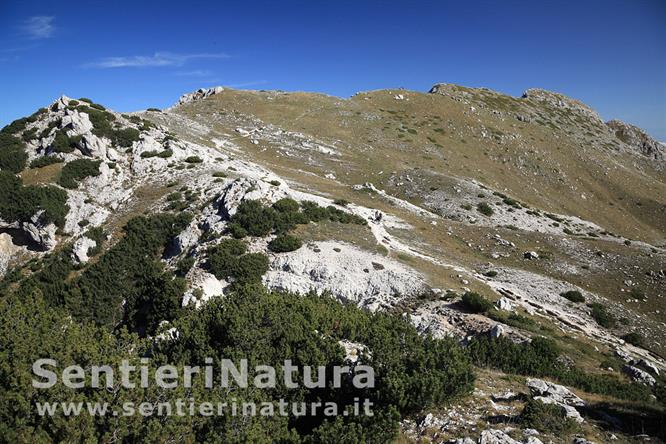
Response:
[0,233,20,275]
[167,221,202,258]
[80,133,110,159]
[71,237,97,264]
[606,119,665,160]
[182,269,225,308]
[489,324,505,339]
[622,364,656,386]
[218,177,288,218]
[21,212,58,251]
[177,86,224,105]
[61,109,93,135]
[527,378,585,423]
[338,339,368,364]
[263,241,429,310]
[495,297,515,312]
[527,379,585,407]
[521,88,602,122]
[478,429,522,444]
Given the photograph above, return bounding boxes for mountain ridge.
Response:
[0,84,664,443]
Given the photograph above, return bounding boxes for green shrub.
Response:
[232,253,269,284]
[325,205,367,225]
[231,200,278,236]
[483,270,498,277]
[184,156,203,164]
[0,132,28,172]
[113,127,140,147]
[51,130,80,153]
[621,332,644,347]
[85,107,116,136]
[333,198,350,206]
[30,156,63,169]
[468,335,651,402]
[268,234,303,253]
[226,222,248,239]
[79,97,93,104]
[14,213,192,329]
[477,202,494,216]
[207,238,248,279]
[230,199,365,239]
[206,239,269,285]
[269,180,280,186]
[81,107,139,147]
[272,198,300,213]
[84,226,105,256]
[560,290,585,303]
[503,197,521,208]
[175,257,195,277]
[147,107,162,112]
[461,292,493,313]
[22,128,37,142]
[1,113,40,135]
[0,171,69,227]
[58,159,102,189]
[301,200,333,221]
[520,398,578,434]
[589,303,617,328]
[488,310,538,331]
[166,192,182,201]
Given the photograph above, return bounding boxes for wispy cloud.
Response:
[84,52,229,68]
[22,16,55,39]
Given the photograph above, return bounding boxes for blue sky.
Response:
[1,0,665,139]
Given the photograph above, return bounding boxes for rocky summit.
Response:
[1,84,665,443]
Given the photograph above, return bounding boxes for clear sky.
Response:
[1,0,665,139]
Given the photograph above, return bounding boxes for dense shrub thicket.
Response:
[589,303,617,328]
[206,239,269,285]
[75,105,140,147]
[0,132,28,172]
[268,234,303,252]
[140,148,173,158]
[468,335,652,401]
[460,291,494,313]
[560,290,585,303]
[0,171,69,227]
[476,202,494,216]
[51,130,80,153]
[84,226,106,256]
[58,159,102,188]
[152,286,475,441]
[15,213,192,332]
[229,198,366,240]
[621,332,644,347]
[520,398,578,435]
[0,284,475,442]
[30,155,63,169]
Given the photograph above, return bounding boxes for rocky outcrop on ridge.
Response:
[606,119,665,160]
[176,86,224,105]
